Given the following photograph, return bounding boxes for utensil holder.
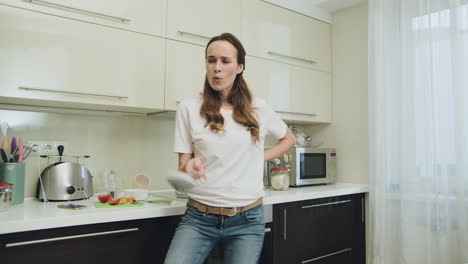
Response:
[0,162,25,205]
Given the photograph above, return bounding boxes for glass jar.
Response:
[270,167,289,191]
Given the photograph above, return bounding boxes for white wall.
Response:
[0,4,369,197]
[0,110,178,198]
[305,4,369,184]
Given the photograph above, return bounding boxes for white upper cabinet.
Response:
[166,0,241,46]
[0,0,166,37]
[165,40,206,111]
[0,5,165,113]
[244,56,331,123]
[241,0,331,72]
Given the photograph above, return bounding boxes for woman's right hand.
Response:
[184,157,204,179]
[178,153,204,179]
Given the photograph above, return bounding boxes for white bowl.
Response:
[123,189,151,201]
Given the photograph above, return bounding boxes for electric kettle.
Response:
[36,162,93,201]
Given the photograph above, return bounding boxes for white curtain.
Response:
[369,0,468,263]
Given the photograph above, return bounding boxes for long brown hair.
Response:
[200,33,260,142]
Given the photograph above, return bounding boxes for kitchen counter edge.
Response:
[0,183,369,235]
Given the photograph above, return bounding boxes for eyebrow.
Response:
[207,56,233,59]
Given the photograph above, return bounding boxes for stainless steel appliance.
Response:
[288,147,336,186]
[36,159,93,201]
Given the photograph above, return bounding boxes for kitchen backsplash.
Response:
[1,109,179,198]
[0,109,291,198]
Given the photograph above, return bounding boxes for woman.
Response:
[164,33,296,264]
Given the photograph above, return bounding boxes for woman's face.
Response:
[205,40,244,98]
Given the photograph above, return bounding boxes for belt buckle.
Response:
[222,207,237,216]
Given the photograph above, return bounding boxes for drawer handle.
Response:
[267,51,317,64]
[177,30,211,40]
[19,86,128,100]
[277,110,317,116]
[302,248,352,263]
[361,197,365,223]
[301,200,351,209]
[5,227,139,248]
[24,0,131,23]
[280,209,287,240]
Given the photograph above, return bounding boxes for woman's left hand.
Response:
[264,128,296,161]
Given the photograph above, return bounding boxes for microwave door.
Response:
[298,152,328,185]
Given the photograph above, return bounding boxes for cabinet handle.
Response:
[301,248,352,263]
[267,51,317,64]
[5,227,139,248]
[301,200,351,209]
[24,0,131,23]
[264,227,271,233]
[361,197,365,223]
[277,110,317,116]
[280,209,287,240]
[19,86,128,99]
[177,30,211,40]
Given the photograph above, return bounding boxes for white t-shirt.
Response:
[173,97,287,207]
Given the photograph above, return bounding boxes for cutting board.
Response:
[94,202,144,208]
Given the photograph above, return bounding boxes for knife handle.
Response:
[18,136,23,162]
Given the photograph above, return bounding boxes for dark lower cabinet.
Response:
[0,215,182,264]
[0,193,365,264]
[272,193,365,264]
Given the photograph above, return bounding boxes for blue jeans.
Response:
[164,203,265,264]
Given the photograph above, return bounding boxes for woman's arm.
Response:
[264,128,296,161]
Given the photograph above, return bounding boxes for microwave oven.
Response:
[288,147,336,186]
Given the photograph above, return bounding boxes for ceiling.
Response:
[313,0,368,13]
[263,0,367,23]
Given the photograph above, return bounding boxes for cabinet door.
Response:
[241,0,331,72]
[245,56,331,123]
[0,5,165,112]
[0,0,166,37]
[165,40,206,110]
[272,202,300,264]
[273,194,365,264]
[166,0,241,46]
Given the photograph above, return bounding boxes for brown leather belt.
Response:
[188,197,263,217]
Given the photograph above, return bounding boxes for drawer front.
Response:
[273,194,365,264]
[0,220,146,264]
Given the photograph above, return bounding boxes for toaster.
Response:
[36,162,93,201]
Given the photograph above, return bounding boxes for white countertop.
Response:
[0,183,368,235]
